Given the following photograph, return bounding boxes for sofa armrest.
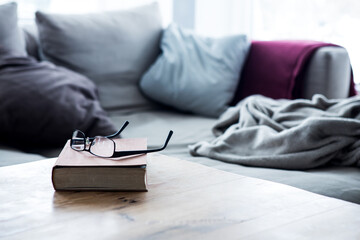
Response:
[302,46,351,99]
[230,41,355,106]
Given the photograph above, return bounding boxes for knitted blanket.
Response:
[190,95,360,170]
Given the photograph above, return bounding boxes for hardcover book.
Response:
[52,138,147,191]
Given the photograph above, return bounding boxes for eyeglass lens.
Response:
[90,136,115,158]
[71,130,85,151]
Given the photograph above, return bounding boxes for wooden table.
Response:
[1,154,360,240]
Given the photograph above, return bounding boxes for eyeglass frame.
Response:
[70,121,173,158]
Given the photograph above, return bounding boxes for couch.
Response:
[1,6,359,205]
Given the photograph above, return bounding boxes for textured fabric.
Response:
[190,94,360,170]
[0,2,26,56]
[3,106,360,204]
[302,46,352,99]
[230,41,356,105]
[140,24,250,117]
[35,3,162,110]
[0,146,45,167]
[106,108,360,204]
[0,55,117,149]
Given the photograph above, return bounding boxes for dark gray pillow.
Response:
[35,3,163,110]
[0,2,26,56]
[0,55,117,148]
[22,24,40,60]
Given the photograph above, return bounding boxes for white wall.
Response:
[194,0,252,37]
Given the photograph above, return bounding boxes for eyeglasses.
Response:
[70,121,173,158]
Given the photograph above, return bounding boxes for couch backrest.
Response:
[20,24,353,102]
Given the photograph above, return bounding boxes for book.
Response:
[52,138,147,191]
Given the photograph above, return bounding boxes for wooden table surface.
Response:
[1,153,360,240]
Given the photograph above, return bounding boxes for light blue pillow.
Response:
[140,24,250,117]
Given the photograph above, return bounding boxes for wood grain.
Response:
[0,153,359,240]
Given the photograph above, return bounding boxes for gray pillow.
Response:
[35,3,162,110]
[23,24,40,60]
[0,2,26,56]
[140,24,250,117]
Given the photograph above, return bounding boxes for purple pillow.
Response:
[0,55,117,148]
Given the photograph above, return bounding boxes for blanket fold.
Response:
[189,95,360,170]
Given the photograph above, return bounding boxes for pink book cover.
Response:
[54,138,147,167]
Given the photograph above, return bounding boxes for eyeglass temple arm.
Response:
[107,121,129,138]
[87,121,129,141]
[110,130,173,158]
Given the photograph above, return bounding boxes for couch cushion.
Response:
[0,146,45,167]
[107,108,360,204]
[35,3,163,111]
[0,55,117,149]
[0,2,26,56]
[140,24,250,117]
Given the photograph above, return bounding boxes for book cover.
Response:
[52,138,147,191]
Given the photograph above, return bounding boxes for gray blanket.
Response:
[189,95,360,170]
